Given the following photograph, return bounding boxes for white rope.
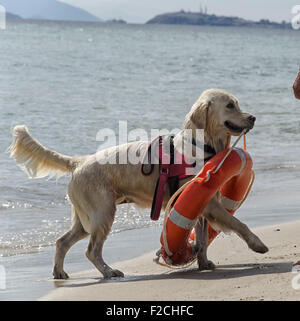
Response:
[212,129,247,174]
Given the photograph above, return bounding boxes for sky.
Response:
[60,0,299,23]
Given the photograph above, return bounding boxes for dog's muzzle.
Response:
[225,115,256,134]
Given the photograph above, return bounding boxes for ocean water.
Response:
[0,20,300,299]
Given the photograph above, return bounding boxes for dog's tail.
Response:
[9,125,77,179]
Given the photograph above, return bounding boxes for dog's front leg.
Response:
[195,217,215,271]
[205,197,268,254]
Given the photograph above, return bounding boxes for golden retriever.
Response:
[9,88,268,279]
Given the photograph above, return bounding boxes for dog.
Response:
[9,88,268,279]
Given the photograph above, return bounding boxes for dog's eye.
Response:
[226,103,235,109]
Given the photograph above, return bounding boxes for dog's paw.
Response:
[103,269,124,279]
[253,243,269,254]
[53,269,69,280]
[248,235,269,254]
[198,260,216,271]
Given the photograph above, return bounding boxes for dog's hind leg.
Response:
[86,231,124,279]
[195,217,215,271]
[53,210,88,279]
[85,193,124,279]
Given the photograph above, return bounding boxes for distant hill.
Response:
[146,11,291,29]
[0,0,101,22]
[6,12,22,20]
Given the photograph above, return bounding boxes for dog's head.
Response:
[186,89,256,137]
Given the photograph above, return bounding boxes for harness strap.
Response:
[167,135,180,197]
[150,173,169,220]
[150,136,169,221]
[145,134,217,221]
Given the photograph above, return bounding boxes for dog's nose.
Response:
[247,115,256,123]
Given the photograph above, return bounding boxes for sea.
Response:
[0,20,300,300]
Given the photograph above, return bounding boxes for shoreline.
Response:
[39,220,300,301]
[0,226,162,301]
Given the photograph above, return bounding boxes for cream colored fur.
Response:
[10,125,80,178]
[10,89,268,279]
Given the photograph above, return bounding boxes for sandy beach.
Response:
[40,220,300,301]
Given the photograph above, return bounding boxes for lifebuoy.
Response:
[160,147,253,266]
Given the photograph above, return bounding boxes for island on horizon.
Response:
[146,10,292,29]
[6,12,22,20]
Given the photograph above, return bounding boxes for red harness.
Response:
[141,135,195,220]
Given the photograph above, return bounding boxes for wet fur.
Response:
[10,89,268,279]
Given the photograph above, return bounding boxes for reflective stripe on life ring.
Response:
[220,195,241,211]
[233,147,246,175]
[169,209,198,230]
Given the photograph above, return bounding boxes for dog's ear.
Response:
[188,100,211,130]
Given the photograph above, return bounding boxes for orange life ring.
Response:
[160,147,253,266]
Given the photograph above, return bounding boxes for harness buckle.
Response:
[160,167,169,175]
